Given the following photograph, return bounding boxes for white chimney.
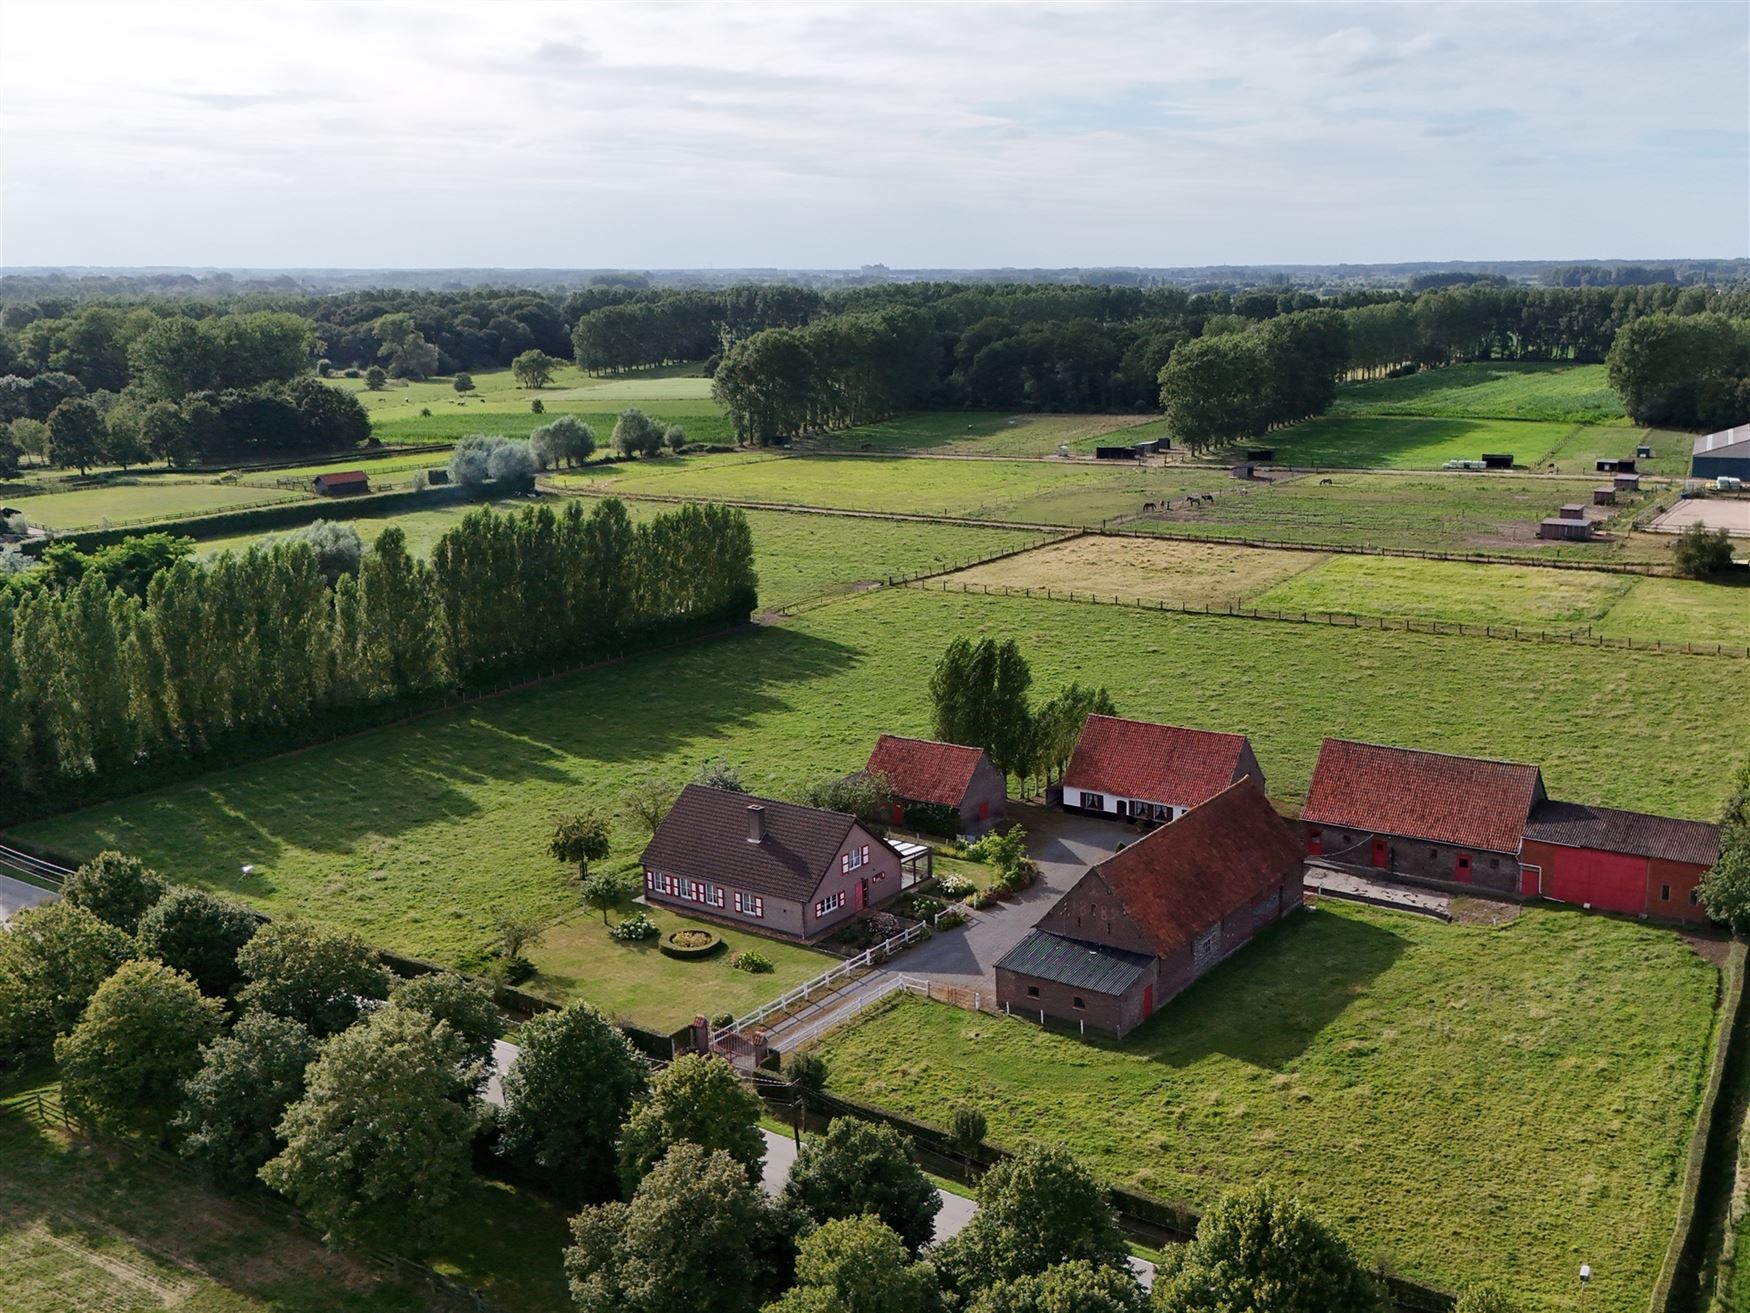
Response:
[747,805,766,844]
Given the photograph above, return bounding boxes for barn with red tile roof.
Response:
[1300,738,1546,895]
[1521,800,1721,923]
[1060,715,1266,825]
[865,734,1007,836]
[997,776,1303,1038]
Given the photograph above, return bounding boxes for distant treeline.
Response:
[0,498,756,819]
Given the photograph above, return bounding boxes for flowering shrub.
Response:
[934,871,977,898]
[731,950,774,974]
[610,911,659,942]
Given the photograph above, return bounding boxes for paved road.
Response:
[761,805,1137,1049]
[0,871,58,923]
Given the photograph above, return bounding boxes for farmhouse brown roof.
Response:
[314,469,369,486]
[1065,715,1250,807]
[1090,776,1302,958]
[1302,738,1544,855]
[640,785,874,903]
[865,735,987,808]
[1525,800,1721,868]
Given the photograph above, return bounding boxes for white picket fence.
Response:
[719,921,932,1037]
[772,974,930,1052]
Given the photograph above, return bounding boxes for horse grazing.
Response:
[1318,477,1334,485]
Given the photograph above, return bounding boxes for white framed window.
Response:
[645,870,657,890]
[653,873,679,896]
[1079,792,1104,810]
[735,892,764,918]
[687,879,706,903]
[814,891,846,918]
[843,845,870,873]
[708,885,725,908]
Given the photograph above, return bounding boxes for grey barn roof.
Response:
[640,785,869,903]
[1693,424,1750,457]
[1524,800,1721,868]
[997,929,1154,995]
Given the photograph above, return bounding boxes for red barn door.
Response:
[1544,848,1646,915]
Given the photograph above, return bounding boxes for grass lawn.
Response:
[0,1069,572,1313]
[1599,575,1750,647]
[1331,362,1627,425]
[554,453,1234,524]
[948,536,1328,608]
[531,902,831,1031]
[9,480,310,531]
[1133,470,1672,563]
[200,495,1041,611]
[814,902,1720,1313]
[236,450,460,485]
[1256,415,1584,471]
[1537,425,1695,478]
[1251,553,1639,631]
[802,411,1160,457]
[327,363,732,445]
[17,585,1746,1008]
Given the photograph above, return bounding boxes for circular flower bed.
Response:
[659,928,724,959]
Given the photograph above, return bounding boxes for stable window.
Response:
[1661,885,1671,902]
[1079,792,1105,810]
[1026,985,1040,998]
[1690,888,1701,906]
[1072,996,1086,1011]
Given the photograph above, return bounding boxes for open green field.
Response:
[1258,415,1586,471]
[1600,574,1750,646]
[199,496,1041,611]
[814,903,1718,1313]
[802,411,1163,457]
[1332,361,1627,425]
[1537,425,1693,478]
[326,363,733,445]
[17,585,1745,1022]
[1133,470,1655,557]
[554,452,1234,524]
[5,480,310,531]
[950,537,1328,608]
[0,1071,571,1313]
[236,449,458,485]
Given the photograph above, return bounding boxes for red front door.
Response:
[1455,853,1473,883]
[1370,838,1388,869]
[1142,984,1155,1017]
[856,879,867,909]
[1307,829,1322,856]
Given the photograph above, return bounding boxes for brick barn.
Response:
[640,786,902,943]
[1060,714,1266,825]
[1300,738,1546,896]
[312,469,370,496]
[996,777,1303,1038]
[1520,801,1720,923]
[864,734,1007,836]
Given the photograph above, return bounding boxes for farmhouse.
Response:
[641,785,902,943]
[1061,714,1265,824]
[864,734,1006,836]
[1520,801,1720,923]
[996,776,1303,1038]
[1301,738,1546,895]
[312,469,370,496]
[1692,424,1750,481]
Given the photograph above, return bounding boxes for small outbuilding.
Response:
[313,470,370,496]
[1520,800,1720,923]
[1539,517,1593,541]
[1559,504,1587,520]
[1301,738,1545,895]
[640,786,902,943]
[1482,453,1515,469]
[1615,472,1641,492]
[1693,424,1750,481]
[864,734,1006,837]
[1061,715,1265,825]
[1593,487,1617,506]
[1595,458,1638,474]
[1095,446,1136,461]
[1245,448,1275,461]
[996,776,1303,1039]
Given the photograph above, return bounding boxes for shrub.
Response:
[660,929,723,959]
[935,908,969,930]
[1674,523,1735,578]
[496,954,536,984]
[364,365,386,390]
[611,911,659,942]
[711,1011,735,1027]
[935,871,976,898]
[530,398,544,414]
[902,801,962,837]
[731,950,774,974]
[453,372,475,393]
[419,406,431,417]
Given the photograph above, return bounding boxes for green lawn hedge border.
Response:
[659,930,724,960]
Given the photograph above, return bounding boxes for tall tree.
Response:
[176,1011,319,1185]
[783,1117,942,1254]
[55,959,223,1139]
[261,1005,476,1251]
[60,850,166,933]
[136,886,260,997]
[388,970,503,1076]
[1157,334,1270,454]
[498,1001,647,1202]
[47,396,107,472]
[618,1053,766,1193]
[766,1216,944,1313]
[512,349,562,388]
[0,901,135,1058]
[971,1260,1146,1313]
[235,920,390,1037]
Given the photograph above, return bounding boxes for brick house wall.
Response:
[1300,821,1519,896]
[645,821,902,944]
[957,757,1009,835]
[1034,872,1156,955]
[1517,837,1712,924]
[1648,856,1710,924]
[996,964,1156,1037]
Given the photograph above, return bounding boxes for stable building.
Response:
[1520,801,1720,923]
[996,777,1303,1038]
[1301,739,1546,895]
[864,734,1006,836]
[641,786,902,943]
[313,469,370,496]
[1693,424,1750,481]
[1061,715,1265,825]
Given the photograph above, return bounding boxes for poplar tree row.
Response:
[0,497,756,815]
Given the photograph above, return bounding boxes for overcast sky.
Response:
[1,0,1745,269]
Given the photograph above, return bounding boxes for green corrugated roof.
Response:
[995,930,1153,994]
